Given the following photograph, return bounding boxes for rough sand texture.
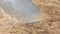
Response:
[0,0,60,34]
[32,0,60,22]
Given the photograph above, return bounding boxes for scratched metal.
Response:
[0,0,40,23]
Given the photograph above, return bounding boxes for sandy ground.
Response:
[0,0,60,34]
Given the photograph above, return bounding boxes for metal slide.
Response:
[0,0,41,23]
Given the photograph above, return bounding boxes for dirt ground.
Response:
[0,0,60,34]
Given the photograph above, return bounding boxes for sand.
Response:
[0,0,60,34]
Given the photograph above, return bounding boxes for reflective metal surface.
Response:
[0,0,40,23]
